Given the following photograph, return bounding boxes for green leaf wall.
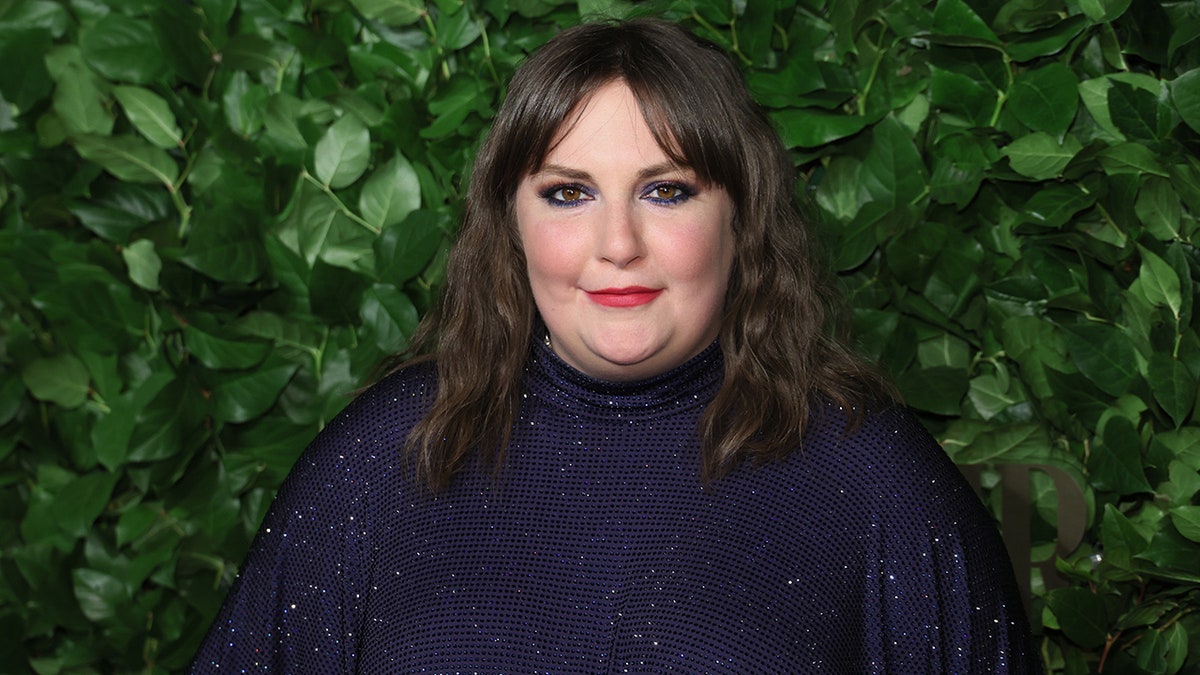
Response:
[1,0,1197,672]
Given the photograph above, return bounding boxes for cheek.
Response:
[665,226,734,288]
[519,220,577,292]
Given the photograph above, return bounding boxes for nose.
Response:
[597,201,644,267]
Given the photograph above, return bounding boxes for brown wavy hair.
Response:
[397,18,893,490]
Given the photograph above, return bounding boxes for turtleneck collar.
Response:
[524,334,724,420]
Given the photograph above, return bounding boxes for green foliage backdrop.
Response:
[1,0,1198,672]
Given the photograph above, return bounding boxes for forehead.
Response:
[541,82,663,165]
[529,79,690,177]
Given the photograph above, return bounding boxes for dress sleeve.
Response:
[856,406,1040,673]
[188,384,396,674]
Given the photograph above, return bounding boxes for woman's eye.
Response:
[540,184,592,206]
[643,182,694,204]
[557,187,584,202]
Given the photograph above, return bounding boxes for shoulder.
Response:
[285,360,438,483]
[796,401,974,509]
[344,359,439,425]
[802,400,944,466]
[327,359,437,442]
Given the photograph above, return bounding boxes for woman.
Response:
[191,18,1036,673]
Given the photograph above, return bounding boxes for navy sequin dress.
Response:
[191,340,1036,673]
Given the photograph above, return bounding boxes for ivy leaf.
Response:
[222,71,268,138]
[184,325,272,370]
[73,567,129,623]
[930,48,1006,126]
[1165,243,1194,328]
[52,470,120,541]
[1160,461,1200,506]
[435,5,482,50]
[1061,323,1138,397]
[1079,73,1163,141]
[924,229,982,317]
[1171,506,1200,543]
[181,203,269,283]
[1137,246,1182,319]
[261,92,311,164]
[68,182,169,244]
[968,372,1021,420]
[374,209,445,282]
[931,0,1000,45]
[860,115,927,208]
[309,259,371,325]
[74,134,179,188]
[1147,354,1197,428]
[942,422,1052,464]
[1089,416,1153,495]
[1008,63,1078,136]
[0,27,53,111]
[1136,524,1200,580]
[814,156,864,223]
[360,284,419,353]
[314,114,370,189]
[211,356,300,424]
[21,354,90,409]
[1003,132,1081,180]
[1099,504,1149,571]
[1046,587,1108,649]
[79,14,165,84]
[1115,602,1174,631]
[92,371,174,471]
[278,180,341,266]
[115,503,160,548]
[1171,68,1200,135]
[1135,176,1185,240]
[1108,80,1172,142]
[422,76,487,139]
[349,0,425,26]
[1163,622,1188,673]
[830,201,895,271]
[113,85,181,149]
[359,152,421,232]
[896,365,967,415]
[771,108,870,148]
[1079,0,1132,22]
[120,239,161,291]
[44,45,114,136]
[1097,142,1169,176]
[221,33,288,72]
[1004,15,1088,61]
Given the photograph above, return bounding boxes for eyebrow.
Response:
[534,162,689,184]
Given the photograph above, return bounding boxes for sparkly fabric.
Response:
[191,339,1037,673]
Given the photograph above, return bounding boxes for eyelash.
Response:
[537,181,697,208]
[539,184,593,208]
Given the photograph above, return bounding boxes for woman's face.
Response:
[515,80,735,381]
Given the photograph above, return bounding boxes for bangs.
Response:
[483,19,752,207]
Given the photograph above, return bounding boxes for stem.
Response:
[858,21,891,117]
[275,50,296,94]
[171,188,192,239]
[907,184,931,206]
[422,9,436,40]
[313,327,329,382]
[690,13,749,66]
[478,18,500,85]
[988,52,1015,128]
[773,23,788,52]
[301,169,379,234]
[1098,630,1119,671]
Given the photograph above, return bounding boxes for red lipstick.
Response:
[586,286,663,307]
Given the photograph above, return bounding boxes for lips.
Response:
[585,286,663,307]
